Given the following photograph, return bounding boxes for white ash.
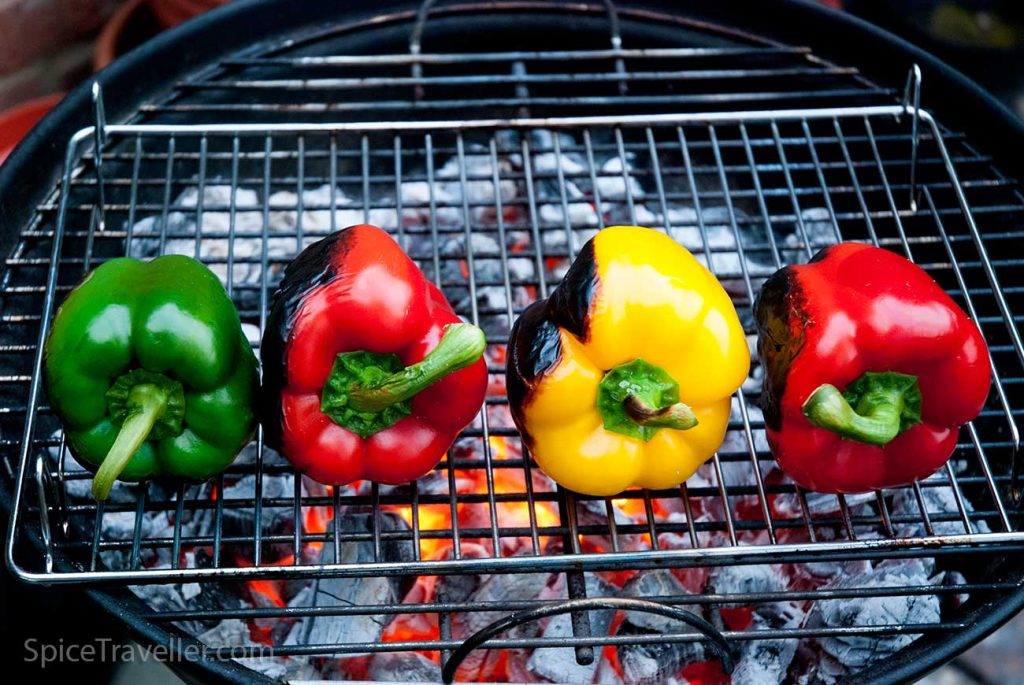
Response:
[449,569,554,679]
[620,570,701,632]
[940,570,970,609]
[220,470,294,502]
[435,150,518,209]
[772,489,877,521]
[370,148,521,230]
[783,207,841,259]
[531,150,587,178]
[285,583,314,609]
[527,574,617,685]
[594,654,627,685]
[128,185,299,289]
[668,205,771,279]
[286,513,413,654]
[657,511,722,551]
[537,181,601,230]
[707,563,787,608]
[576,496,637,528]
[220,470,296,536]
[596,155,645,201]
[129,582,197,619]
[806,559,942,671]
[237,655,318,682]
[798,544,873,583]
[891,473,991,538]
[575,497,649,552]
[615,587,710,685]
[616,631,705,685]
[807,491,877,516]
[199,618,316,681]
[197,617,250,647]
[396,180,462,227]
[368,651,442,682]
[486,404,516,431]
[540,225,600,253]
[733,611,800,685]
[267,185,399,235]
[100,510,162,541]
[240,323,261,349]
[794,650,848,685]
[433,548,488,604]
[527,129,579,154]
[227,440,286,468]
[718,427,771,465]
[741,360,765,395]
[716,409,772,486]
[506,256,536,281]
[451,570,554,638]
[439,230,501,257]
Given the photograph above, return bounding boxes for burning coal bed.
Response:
[49,130,981,683]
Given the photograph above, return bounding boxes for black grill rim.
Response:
[2,2,1024,684]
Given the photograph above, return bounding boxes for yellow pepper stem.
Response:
[623,395,697,430]
[597,358,699,441]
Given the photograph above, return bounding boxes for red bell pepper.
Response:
[262,225,488,485]
[754,243,990,493]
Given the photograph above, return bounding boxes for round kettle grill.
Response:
[3,1,1024,683]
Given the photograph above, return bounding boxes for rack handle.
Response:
[440,596,735,684]
[34,451,69,573]
[901,64,922,211]
[410,0,623,57]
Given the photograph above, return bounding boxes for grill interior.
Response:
[4,3,1024,683]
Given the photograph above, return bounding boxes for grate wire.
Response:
[2,12,1024,678]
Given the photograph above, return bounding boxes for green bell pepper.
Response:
[44,255,259,500]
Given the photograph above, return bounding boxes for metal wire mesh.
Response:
[3,8,1024,678]
[7,102,1024,585]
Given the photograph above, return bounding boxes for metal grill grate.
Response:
[3,6,1024,678]
[8,91,1024,585]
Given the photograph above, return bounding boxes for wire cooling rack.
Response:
[5,68,1024,585]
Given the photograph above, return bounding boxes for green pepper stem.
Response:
[596,358,697,441]
[347,323,486,413]
[623,395,698,431]
[801,371,922,447]
[92,383,169,500]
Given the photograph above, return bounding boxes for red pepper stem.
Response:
[93,383,169,500]
[347,323,486,413]
[801,371,922,447]
[623,395,698,430]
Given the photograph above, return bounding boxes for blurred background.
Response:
[1,0,1023,164]
[1,0,1022,683]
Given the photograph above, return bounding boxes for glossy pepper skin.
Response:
[507,226,750,497]
[262,224,488,486]
[44,255,259,500]
[755,242,991,494]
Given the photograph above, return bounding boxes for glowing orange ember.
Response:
[384,502,456,560]
[239,554,297,644]
[304,504,331,552]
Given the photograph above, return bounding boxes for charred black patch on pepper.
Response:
[506,300,563,447]
[754,267,806,432]
[809,244,838,264]
[548,239,597,342]
[260,229,355,449]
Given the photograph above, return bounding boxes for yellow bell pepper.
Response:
[506,226,749,496]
